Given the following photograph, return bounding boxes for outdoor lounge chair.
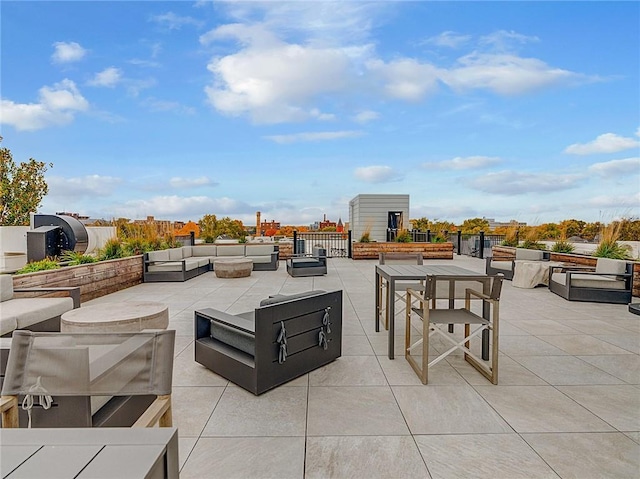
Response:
[405,274,503,385]
[286,247,328,277]
[548,257,633,304]
[485,248,549,280]
[195,290,342,395]
[1,329,175,428]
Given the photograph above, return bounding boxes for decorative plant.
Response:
[501,225,519,247]
[396,230,412,243]
[551,240,575,253]
[16,258,60,274]
[519,226,545,250]
[359,222,372,242]
[60,250,97,265]
[593,221,631,259]
[97,237,124,260]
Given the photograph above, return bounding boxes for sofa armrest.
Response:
[14,286,81,309]
[195,308,255,335]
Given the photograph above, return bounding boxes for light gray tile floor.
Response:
[82,255,640,478]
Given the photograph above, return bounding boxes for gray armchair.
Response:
[549,258,633,304]
[195,290,342,395]
[286,247,327,277]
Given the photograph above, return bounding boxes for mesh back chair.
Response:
[1,329,175,429]
[405,274,503,385]
[378,253,424,330]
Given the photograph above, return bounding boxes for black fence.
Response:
[293,231,352,257]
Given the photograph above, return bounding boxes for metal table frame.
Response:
[375,264,492,360]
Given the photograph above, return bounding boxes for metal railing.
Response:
[293,231,352,257]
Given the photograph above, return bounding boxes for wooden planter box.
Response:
[352,242,453,260]
[11,256,143,303]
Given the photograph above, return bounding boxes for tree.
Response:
[198,214,246,242]
[410,217,431,231]
[0,138,51,226]
[460,217,490,234]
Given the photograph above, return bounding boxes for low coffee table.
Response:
[214,258,253,278]
[61,301,169,333]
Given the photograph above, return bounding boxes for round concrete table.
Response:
[61,302,169,333]
[214,258,253,278]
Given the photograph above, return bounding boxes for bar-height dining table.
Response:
[375,264,492,360]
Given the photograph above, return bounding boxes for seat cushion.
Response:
[551,273,627,290]
[2,297,74,329]
[1,315,17,336]
[489,260,512,271]
[0,275,14,302]
[246,255,272,264]
[289,258,322,267]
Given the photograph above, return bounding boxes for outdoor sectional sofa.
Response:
[195,290,342,395]
[0,274,80,337]
[143,244,279,282]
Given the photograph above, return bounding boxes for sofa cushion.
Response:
[595,258,627,275]
[0,274,14,302]
[216,245,245,257]
[181,246,192,257]
[489,260,512,271]
[2,297,75,329]
[551,273,627,290]
[1,316,17,336]
[289,258,323,268]
[183,258,202,271]
[246,256,272,264]
[147,250,170,262]
[210,311,255,356]
[260,290,326,306]
[168,248,184,261]
[192,245,217,257]
[515,249,545,261]
[148,261,184,272]
[245,244,274,256]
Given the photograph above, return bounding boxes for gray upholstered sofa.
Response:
[0,274,80,337]
[143,244,279,282]
[485,248,549,280]
[549,258,633,304]
[195,290,342,395]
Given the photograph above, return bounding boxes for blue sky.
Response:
[2,1,639,227]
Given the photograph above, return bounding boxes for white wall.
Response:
[349,194,410,242]
[0,226,29,253]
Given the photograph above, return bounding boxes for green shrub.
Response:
[396,230,412,243]
[122,238,149,256]
[359,232,371,243]
[501,238,519,247]
[16,258,60,274]
[60,250,97,265]
[592,241,631,259]
[98,238,125,260]
[551,240,575,253]
[519,240,547,250]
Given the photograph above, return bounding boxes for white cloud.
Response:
[112,196,253,219]
[367,58,440,101]
[354,165,403,183]
[48,175,122,197]
[204,24,369,123]
[424,31,471,49]
[353,110,380,123]
[588,192,640,209]
[150,12,203,30]
[479,30,539,51]
[442,53,577,95]
[51,41,87,64]
[1,79,88,131]
[564,133,640,155]
[169,176,215,188]
[423,156,501,170]
[588,157,640,177]
[88,67,123,88]
[468,170,583,195]
[264,130,363,144]
[140,97,196,115]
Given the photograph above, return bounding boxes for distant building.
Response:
[336,218,344,233]
[318,214,337,230]
[349,194,410,242]
[56,211,90,221]
[484,218,527,229]
[261,220,280,234]
[133,216,173,235]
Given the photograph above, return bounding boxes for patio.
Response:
[84,255,639,478]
